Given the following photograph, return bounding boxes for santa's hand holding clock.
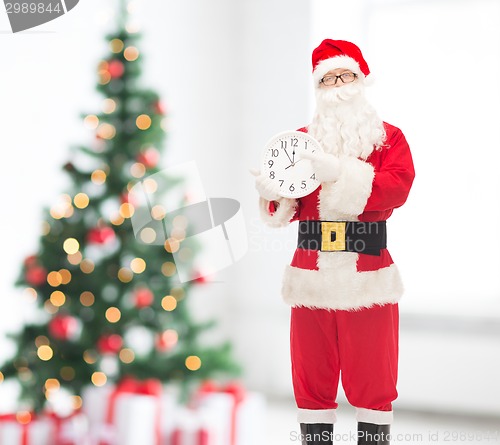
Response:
[252,170,281,201]
[254,39,415,445]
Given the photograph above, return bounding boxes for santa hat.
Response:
[312,39,370,86]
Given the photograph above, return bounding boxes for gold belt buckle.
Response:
[321,221,346,252]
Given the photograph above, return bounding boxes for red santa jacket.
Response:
[259,122,415,311]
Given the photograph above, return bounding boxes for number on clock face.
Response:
[261,130,323,199]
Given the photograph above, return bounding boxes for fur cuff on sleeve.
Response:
[324,157,375,216]
[259,197,297,227]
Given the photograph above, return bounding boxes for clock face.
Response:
[261,130,323,198]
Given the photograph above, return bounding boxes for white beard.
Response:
[308,80,386,160]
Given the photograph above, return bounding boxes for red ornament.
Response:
[108,60,125,79]
[25,266,48,286]
[97,334,123,354]
[87,226,116,245]
[49,315,79,341]
[155,330,178,352]
[133,288,154,308]
[153,101,166,115]
[136,148,160,169]
[23,255,38,268]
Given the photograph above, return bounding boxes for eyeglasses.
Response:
[320,71,357,86]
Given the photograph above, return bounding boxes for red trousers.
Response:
[290,303,399,425]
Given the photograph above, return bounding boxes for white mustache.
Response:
[315,81,365,105]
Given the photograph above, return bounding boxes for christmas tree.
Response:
[0,1,239,413]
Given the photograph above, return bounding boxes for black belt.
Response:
[297,220,387,256]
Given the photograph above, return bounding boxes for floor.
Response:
[266,398,500,444]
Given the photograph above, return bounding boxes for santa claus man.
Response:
[254,40,415,444]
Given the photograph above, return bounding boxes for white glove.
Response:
[250,169,281,201]
[300,151,340,183]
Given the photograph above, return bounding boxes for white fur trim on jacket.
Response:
[281,252,403,311]
[313,55,365,86]
[259,197,297,228]
[320,156,375,217]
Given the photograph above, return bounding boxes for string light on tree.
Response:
[80,259,95,274]
[80,291,95,307]
[47,271,63,287]
[130,162,146,178]
[124,46,139,62]
[161,295,177,312]
[161,262,176,277]
[140,227,156,244]
[91,372,107,387]
[98,61,111,85]
[67,251,83,266]
[63,238,80,255]
[91,169,107,185]
[130,258,146,274]
[37,345,54,361]
[74,193,90,209]
[105,307,121,323]
[119,348,135,364]
[102,98,117,114]
[97,123,116,140]
[35,336,49,347]
[151,205,166,221]
[59,269,72,285]
[119,202,135,218]
[110,38,124,53]
[44,378,61,396]
[49,291,66,307]
[23,287,38,302]
[84,115,99,130]
[83,350,98,365]
[135,114,151,130]
[117,267,133,283]
[185,355,202,371]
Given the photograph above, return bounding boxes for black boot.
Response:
[300,423,334,444]
[357,422,390,444]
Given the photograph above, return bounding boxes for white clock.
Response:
[261,130,323,198]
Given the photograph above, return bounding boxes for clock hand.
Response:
[283,148,294,165]
[285,159,303,170]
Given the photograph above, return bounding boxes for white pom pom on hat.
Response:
[312,39,372,86]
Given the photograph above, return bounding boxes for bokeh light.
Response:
[91,372,107,387]
[161,295,177,312]
[63,238,80,255]
[185,355,202,371]
[37,345,53,361]
[130,258,146,273]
